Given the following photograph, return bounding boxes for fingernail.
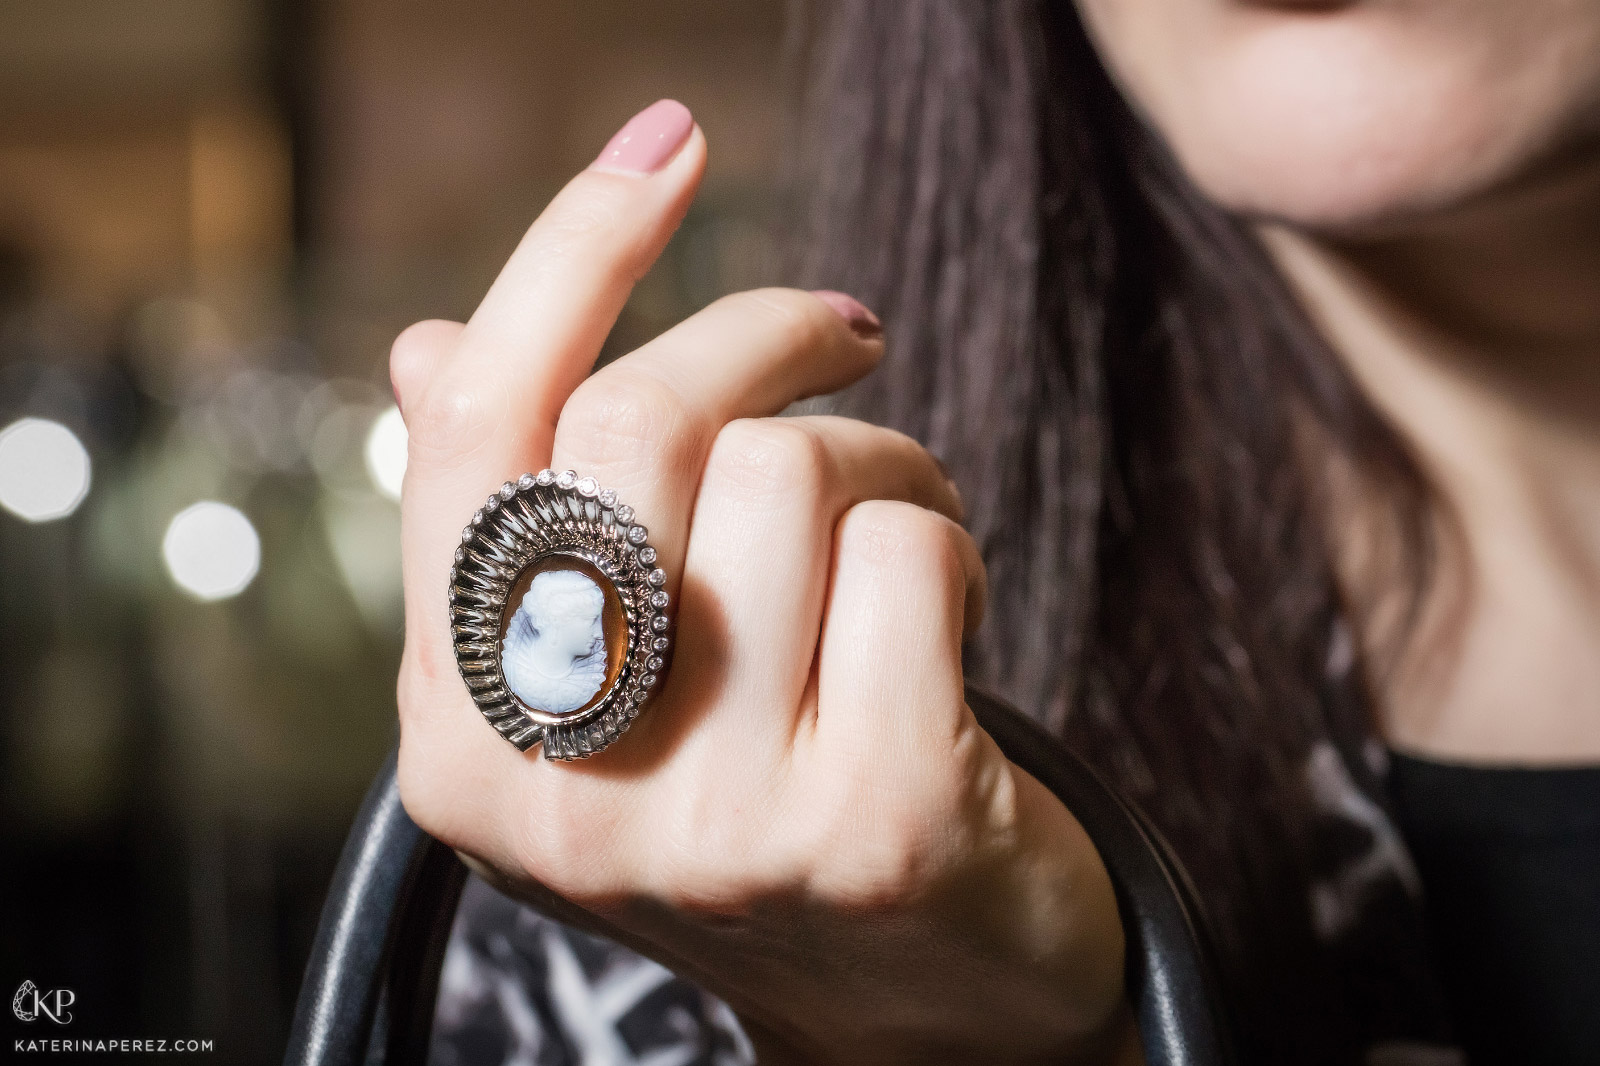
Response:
[590,99,694,177]
[810,290,883,340]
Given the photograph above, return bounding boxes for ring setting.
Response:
[448,470,669,759]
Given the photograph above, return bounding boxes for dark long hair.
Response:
[796,1,1437,1058]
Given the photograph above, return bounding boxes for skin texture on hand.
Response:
[389,101,1132,1064]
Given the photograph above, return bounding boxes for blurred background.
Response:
[0,1,785,1058]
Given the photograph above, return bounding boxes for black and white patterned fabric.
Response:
[429,876,753,1066]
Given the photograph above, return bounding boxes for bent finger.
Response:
[665,416,962,761]
[814,500,987,768]
[548,288,884,625]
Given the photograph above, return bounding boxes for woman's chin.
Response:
[1084,0,1600,236]
[1164,67,1526,232]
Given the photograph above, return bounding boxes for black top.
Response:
[1389,752,1600,1066]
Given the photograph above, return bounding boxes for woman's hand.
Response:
[392,100,1133,1065]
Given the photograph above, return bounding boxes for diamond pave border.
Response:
[448,470,670,760]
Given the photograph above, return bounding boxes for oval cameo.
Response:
[498,555,628,722]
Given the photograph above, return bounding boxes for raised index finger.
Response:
[409,99,703,473]
[457,100,703,422]
[400,100,704,677]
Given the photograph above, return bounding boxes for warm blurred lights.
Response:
[162,501,261,601]
[364,405,407,501]
[0,418,92,523]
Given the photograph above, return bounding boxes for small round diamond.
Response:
[518,473,536,490]
[598,488,617,507]
[651,590,669,609]
[642,673,657,688]
[556,470,577,490]
[462,525,474,541]
[471,510,484,525]
[638,546,656,565]
[535,469,556,486]
[652,615,669,632]
[615,505,634,524]
[455,547,466,563]
[652,636,670,652]
[485,495,500,511]
[576,476,599,497]
[500,482,517,499]
[647,655,664,671]
[627,525,648,545]
[648,568,667,587]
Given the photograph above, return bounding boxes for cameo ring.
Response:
[448,470,671,759]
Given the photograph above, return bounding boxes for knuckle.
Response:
[732,287,835,352]
[559,371,692,467]
[840,500,957,572]
[706,417,829,500]
[547,180,628,243]
[406,379,505,461]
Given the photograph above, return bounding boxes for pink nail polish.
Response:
[810,290,883,340]
[590,100,695,177]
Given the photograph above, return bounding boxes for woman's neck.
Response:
[1261,150,1600,765]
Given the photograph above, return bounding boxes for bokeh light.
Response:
[162,501,261,601]
[364,405,407,501]
[0,417,93,522]
[0,6,784,1056]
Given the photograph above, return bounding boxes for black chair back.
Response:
[285,686,1235,1066]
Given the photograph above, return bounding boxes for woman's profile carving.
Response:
[501,568,608,716]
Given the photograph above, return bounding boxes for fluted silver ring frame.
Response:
[448,469,671,760]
